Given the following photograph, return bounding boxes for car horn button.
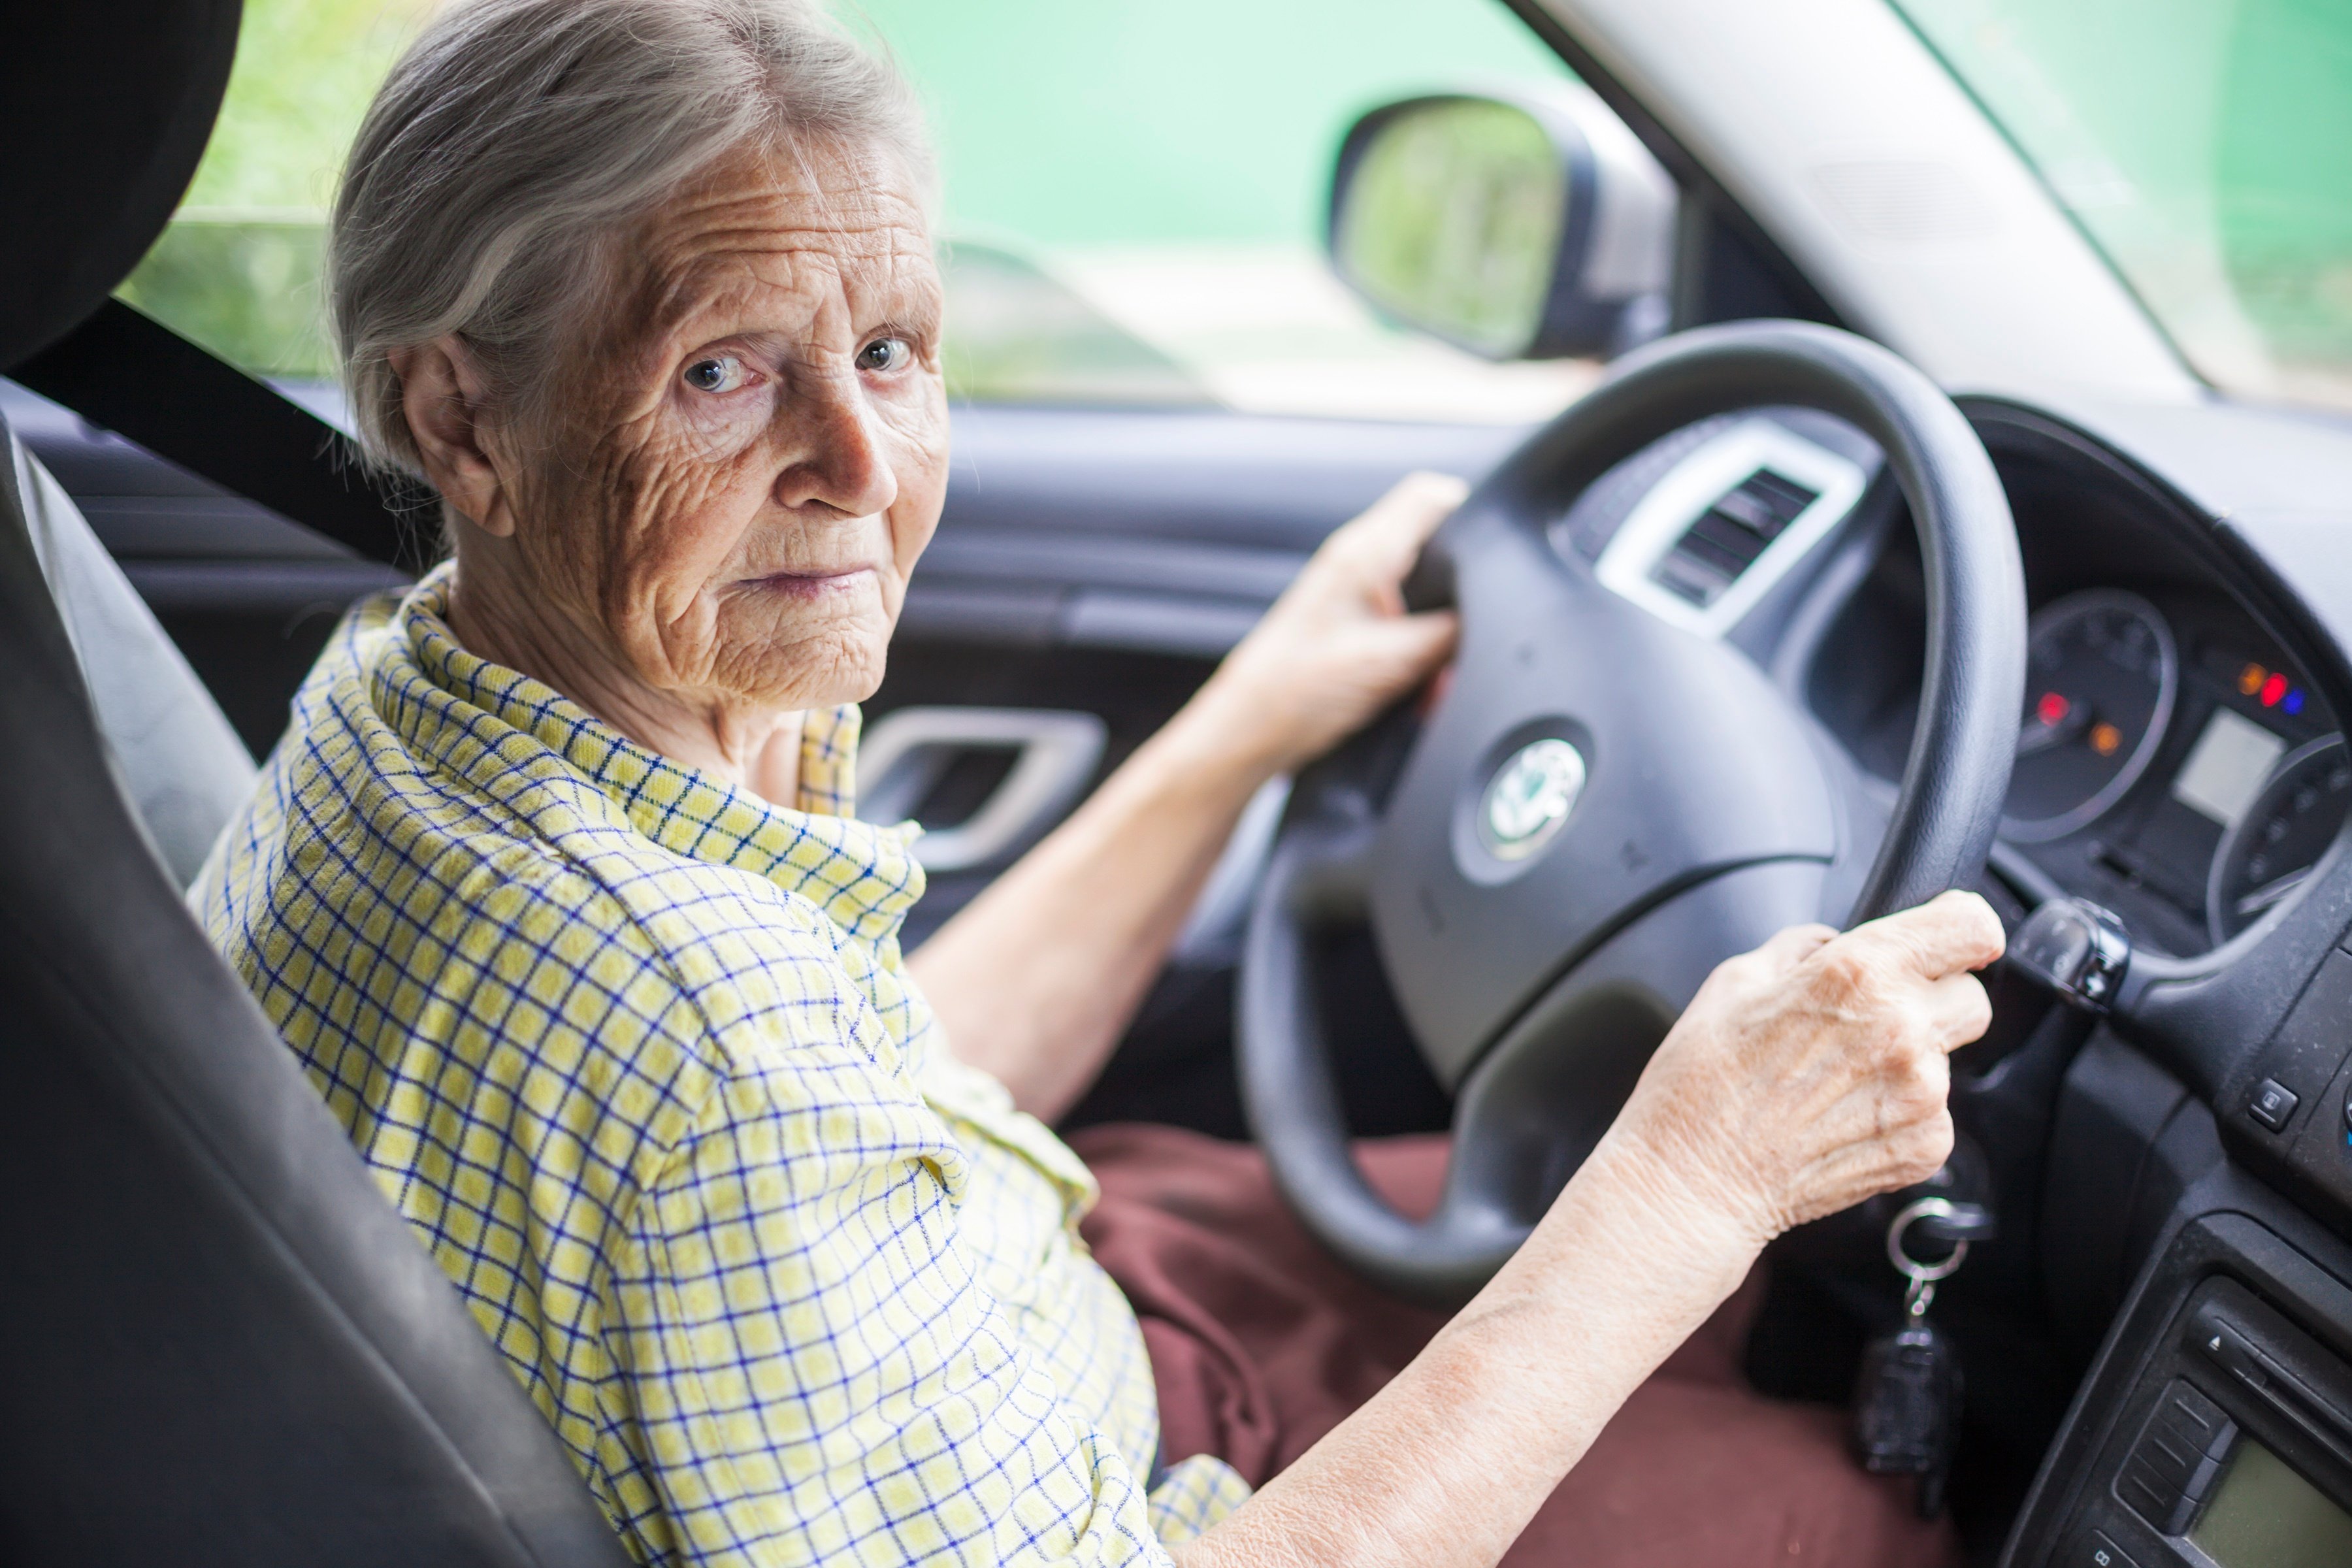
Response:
[1478,737,1587,860]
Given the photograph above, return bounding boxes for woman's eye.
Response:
[855,337,912,374]
[681,355,751,394]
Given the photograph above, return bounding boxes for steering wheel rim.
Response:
[1237,319,2026,1307]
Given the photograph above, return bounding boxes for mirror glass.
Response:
[1331,99,1565,358]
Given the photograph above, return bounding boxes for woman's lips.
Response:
[743,564,877,601]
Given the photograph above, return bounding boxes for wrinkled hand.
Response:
[1607,890,2006,1247]
[1190,472,1465,781]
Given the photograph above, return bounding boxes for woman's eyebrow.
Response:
[870,289,943,337]
[649,250,941,342]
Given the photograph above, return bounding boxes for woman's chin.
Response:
[717,585,894,707]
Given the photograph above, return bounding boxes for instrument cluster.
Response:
[2001,587,2348,955]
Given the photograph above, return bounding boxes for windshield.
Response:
[122,0,1593,424]
[1895,0,2352,412]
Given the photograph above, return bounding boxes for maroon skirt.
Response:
[1068,1123,1961,1568]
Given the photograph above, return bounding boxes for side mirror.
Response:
[1326,86,1675,361]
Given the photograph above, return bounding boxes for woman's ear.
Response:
[391,337,519,538]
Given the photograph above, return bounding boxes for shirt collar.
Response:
[387,563,923,945]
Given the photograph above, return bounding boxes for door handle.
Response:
[858,706,1107,872]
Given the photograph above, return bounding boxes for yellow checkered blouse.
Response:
[193,566,1249,1565]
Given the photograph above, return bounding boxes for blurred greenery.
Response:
[936,241,1214,405]
[183,0,439,210]
[1334,100,1563,357]
[118,0,434,380]
[845,0,1564,248]
[138,0,2352,408]
[1901,0,2352,402]
[124,0,1568,400]
[119,217,335,378]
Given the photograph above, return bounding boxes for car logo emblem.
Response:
[1479,738,1586,860]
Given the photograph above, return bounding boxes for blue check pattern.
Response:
[193,565,1248,1565]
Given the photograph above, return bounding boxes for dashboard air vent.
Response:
[1649,466,1821,607]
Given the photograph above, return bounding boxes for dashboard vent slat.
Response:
[1651,466,1820,606]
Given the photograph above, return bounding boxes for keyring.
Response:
[1886,1196,1970,1284]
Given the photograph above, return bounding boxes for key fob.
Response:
[1852,1318,1963,1517]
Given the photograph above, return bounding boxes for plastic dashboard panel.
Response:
[2004,1199,2352,1568]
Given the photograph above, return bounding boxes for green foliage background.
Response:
[1901,0,2352,389]
[123,0,1561,385]
[125,0,2352,401]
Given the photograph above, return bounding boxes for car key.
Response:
[1853,1196,1985,1518]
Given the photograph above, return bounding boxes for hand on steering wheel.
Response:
[1240,319,2027,1305]
[1188,472,1466,783]
[1608,890,2004,1253]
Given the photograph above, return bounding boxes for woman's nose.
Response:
[773,376,900,520]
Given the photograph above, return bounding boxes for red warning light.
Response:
[2035,691,2070,726]
[2261,672,2289,708]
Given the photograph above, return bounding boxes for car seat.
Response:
[0,431,632,1564]
[1,3,657,1556]
[7,430,257,885]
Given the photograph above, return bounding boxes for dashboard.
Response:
[2004,589,2346,955]
[1554,400,2352,962]
[1558,397,2352,1567]
[1778,410,2352,961]
[1835,578,2350,960]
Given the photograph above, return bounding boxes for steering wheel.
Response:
[1237,320,2027,1307]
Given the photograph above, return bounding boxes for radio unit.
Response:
[2064,1275,2352,1567]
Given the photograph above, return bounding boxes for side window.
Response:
[868,0,1595,419]
[118,0,436,395]
[123,0,1620,424]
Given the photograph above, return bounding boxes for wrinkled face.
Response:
[508,137,945,714]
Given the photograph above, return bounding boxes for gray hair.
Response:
[329,0,932,478]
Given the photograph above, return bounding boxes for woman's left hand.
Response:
[915,471,1463,1118]
[1186,472,1466,781]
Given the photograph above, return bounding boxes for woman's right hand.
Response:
[1181,890,2004,1568]
[1603,889,2007,1250]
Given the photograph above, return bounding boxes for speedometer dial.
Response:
[2005,589,2179,842]
[2208,736,2352,944]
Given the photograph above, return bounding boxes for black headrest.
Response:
[0,0,240,367]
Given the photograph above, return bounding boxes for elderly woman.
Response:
[196,1,2004,1564]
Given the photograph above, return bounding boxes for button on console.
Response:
[2249,1077,2300,1132]
[2076,1529,2138,1568]
[2117,1380,2237,1535]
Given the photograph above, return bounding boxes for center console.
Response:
[2009,1209,2352,1567]
[2001,908,2352,1567]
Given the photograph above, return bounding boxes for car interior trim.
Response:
[857,705,1109,872]
[1592,415,1868,637]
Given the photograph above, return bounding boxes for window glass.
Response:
[124,0,1592,423]
[1895,0,2352,412]
[118,0,436,385]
